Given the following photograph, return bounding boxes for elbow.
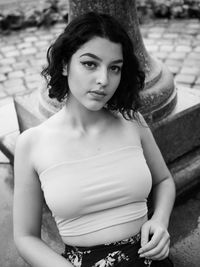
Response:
[14,233,41,256]
[14,235,27,259]
[14,234,29,254]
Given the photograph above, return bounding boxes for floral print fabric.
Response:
[62,233,173,267]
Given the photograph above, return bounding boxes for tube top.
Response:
[39,146,152,236]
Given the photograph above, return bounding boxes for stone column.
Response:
[39,0,177,123]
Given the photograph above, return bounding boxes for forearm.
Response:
[15,236,73,267]
[151,176,176,228]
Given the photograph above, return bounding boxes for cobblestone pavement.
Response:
[142,19,200,91]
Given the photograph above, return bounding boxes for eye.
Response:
[110,65,121,74]
[81,61,97,70]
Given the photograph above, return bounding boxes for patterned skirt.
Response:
[61,233,174,267]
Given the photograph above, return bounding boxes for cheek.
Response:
[112,74,121,89]
[68,67,86,91]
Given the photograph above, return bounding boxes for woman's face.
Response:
[64,37,123,111]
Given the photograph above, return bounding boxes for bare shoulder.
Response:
[16,110,63,149]
[15,127,40,153]
[130,112,151,141]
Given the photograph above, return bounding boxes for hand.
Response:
[138,219,170,261]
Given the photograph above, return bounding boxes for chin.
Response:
[86,103,105,111]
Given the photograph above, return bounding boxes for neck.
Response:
[62,99,108,135]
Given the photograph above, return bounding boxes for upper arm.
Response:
[13,129,44,241]
[137,114,171,186]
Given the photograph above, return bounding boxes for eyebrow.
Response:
[80,53,123,64]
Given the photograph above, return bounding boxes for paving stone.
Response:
[175,82,192,89]
[0,66,12,74]
[24,74,42,83]
[153,52,168,60]
[177,39,192,45]
[163,33,179,39]
[8,71,24,79]
[175,74,196,85]
[167,65,181,76]
[35,51,47,59]
[176,46,192,53]
[39,35,55,41]
[165,59,183,67]
[180,67,200,76]
[160,45,174,52]
[23,36,39,43]
[187,22,200,29]
[195,77,200,85]
[0,58,16,66]
[24,68,38,75]
[0,74,7,82]
[194,46,200,53]
[168,52,187,60]
[168,23,186,31]
[183,59,200,67]
[25,81,44,90]
[34,40,49,48]
[148,33,163,39]
[29,59,46,68]
[3,78,24,88]
[143,39,156,45]
[21,48,38,56]
[0,46,16,53]
[5,84,27,95]
[148,27,165,33]
[16,42,32,49]
[158,40,174,46]
[3,50,20,58]
[21,55,35,62]
[179,34,194,40]
[185,28,199,35]
[12,62,29,71]
[35,59,46,66]
[186,52,200,59]
[146,45,159,53]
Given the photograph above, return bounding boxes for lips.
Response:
[89,90,106,97]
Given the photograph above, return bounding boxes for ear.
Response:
[62,64,68,76]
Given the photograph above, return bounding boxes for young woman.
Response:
[13,12,176,267]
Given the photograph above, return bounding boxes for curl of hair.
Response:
[41,12,145,121]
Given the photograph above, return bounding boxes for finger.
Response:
[140,230,162,253]
[150,244,170,261]
[141,229,169,253]
[140,238,170,259]
[140,224,150,247]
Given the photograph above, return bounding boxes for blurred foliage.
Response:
[0,0,199,32]
[0,0,68,33]
[137,0,200,23]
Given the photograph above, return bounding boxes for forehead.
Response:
[74,37,123,61]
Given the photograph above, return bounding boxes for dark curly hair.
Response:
[41,12,145,120]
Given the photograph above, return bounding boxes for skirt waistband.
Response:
[64,232,141,253]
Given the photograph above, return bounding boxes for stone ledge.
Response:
[152,87,200,163]
[170,147,200,197]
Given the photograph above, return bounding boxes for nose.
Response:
[96,67,108,86]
